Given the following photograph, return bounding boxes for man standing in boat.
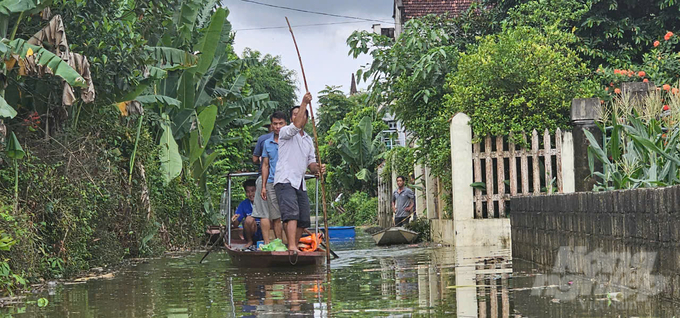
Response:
[258,111,287,244]
[274,92,325,253]
[252,124,273,242]
[392,176,415,226]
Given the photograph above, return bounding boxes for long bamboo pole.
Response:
[285,17,331,265]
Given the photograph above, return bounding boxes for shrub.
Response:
[330,192,377,226]
[444,27,599,143]
[405,217,431,243]
[586,87,680,190]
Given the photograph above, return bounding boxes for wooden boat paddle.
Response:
[199,228,224,264]
[395,209,418,227]
[286,17,331,265]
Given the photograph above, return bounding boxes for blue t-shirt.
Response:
[253,132,274,173]
[234,199,260,225]
[261,137,279,184]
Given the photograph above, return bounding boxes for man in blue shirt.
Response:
[231,179,262,249]
[251,124,274,239]
[259,111,287,244]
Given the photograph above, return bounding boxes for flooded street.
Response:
[6,229,680,317]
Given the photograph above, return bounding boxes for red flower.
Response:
[663,105,670,111]
[663,84,671,91]
[665,32,674,41]
[654,40,661,47]
[673,88,679,94]
[605,87,609,91]
[643,79,649,83]
[610,82,614,87]
[638,71,646,77]
[614,88,621,94]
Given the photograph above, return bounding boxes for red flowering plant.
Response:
[594,31,680,104]
[642,31,680,86]
[20,111,41,131]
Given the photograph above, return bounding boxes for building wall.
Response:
[510,186,680,300]
[394,0,404,37]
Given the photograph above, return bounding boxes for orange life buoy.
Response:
[299,233,321,244]
[299,233,319,252]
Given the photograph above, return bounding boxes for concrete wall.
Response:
[510,186,680,300]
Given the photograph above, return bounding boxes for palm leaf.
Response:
[145,46,198,69]
[159,116,182,185]
[5,132,24,160]
[135,95,181,108]
[5,39,86,88]
[174,0,201,47]
[0,0,50,16]
[0,96,17,118]
[194,7,227,76]
[189,105,217,165]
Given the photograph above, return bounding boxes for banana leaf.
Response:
[5,132,24,160]
[0,96,17,118]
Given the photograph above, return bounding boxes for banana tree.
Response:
[332,115,385,193]
[120,3,275,185]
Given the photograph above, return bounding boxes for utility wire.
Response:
[234,21,370,31]
[238,0,394,24]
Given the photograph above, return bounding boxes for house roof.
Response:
[400,0,474,20]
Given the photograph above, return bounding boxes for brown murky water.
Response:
[4,229,680,317]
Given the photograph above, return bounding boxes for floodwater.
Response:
[5,229,680,317]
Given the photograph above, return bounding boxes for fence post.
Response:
[571,98,602,192]
[414,163,426,219]
[425,165,438,219]
[561,131,576,193]
[450,113,474,221]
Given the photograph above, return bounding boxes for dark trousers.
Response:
[274,182,311,228]
[395,216,410,227]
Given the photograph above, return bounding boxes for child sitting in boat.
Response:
[231,179,263,251]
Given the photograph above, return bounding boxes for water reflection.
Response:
[7,230,680,317]
[237,270,327,317]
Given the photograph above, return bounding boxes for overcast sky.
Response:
[222,0,394,109]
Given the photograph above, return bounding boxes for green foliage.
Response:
[242,48,297,114]
[316,86,357,141]
[405,217,430,243]
[330,192,377,226]
[444,27,598,143]
[640,32,680,86]
[323,104,387,197]
[346,9,500,208]
[586,89,680,190]
[381,147,415,181]
[332,116,385,186]
[0,107,207,293]
[490,0,680,66]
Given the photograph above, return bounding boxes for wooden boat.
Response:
[225,234,325,267]
[220,172,327,267]
[371,227,418,246]
[223,227,325,267]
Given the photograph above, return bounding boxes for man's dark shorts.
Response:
[395,216,410,227]
[274,182,311,228]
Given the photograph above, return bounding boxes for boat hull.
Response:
[371,227,418,246]
[226,243,326,267]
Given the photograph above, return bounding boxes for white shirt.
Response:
[274,123,316,191]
